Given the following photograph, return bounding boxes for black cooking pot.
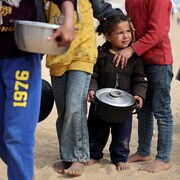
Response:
[38,79,54,123]
[95,88,136,123]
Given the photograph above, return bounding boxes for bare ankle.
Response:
[128,152,151,163]
[85,159,99,166]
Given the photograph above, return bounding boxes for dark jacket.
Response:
[89,44,148,100]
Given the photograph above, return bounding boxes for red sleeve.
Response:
[131,0,172,56]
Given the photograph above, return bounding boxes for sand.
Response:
[1,3,180,180]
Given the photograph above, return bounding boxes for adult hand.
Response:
[113,46,134,69]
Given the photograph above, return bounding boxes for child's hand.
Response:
[48,1,75,47]
[134,95,143,109]
[87,90,96,103]
[49,23,75,47]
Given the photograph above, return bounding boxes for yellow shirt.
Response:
[45,0,97,76]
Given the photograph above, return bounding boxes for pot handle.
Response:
[132,100,138,114]
[132,109,137,115]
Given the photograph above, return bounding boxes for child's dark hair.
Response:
[96,13,132,36]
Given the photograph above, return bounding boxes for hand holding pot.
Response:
[134,95,143,109]
[48,1,75,47]
[87,90,96,103]
[48,21,75,47]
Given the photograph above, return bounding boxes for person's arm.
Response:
[87,63,99,103]
[48,0,75,46]
[91,0,123,20]
[130,0,172,56]
[132,57,148,101]
[132,57,148,109]
[113,0,172,67]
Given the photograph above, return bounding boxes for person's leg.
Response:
[3,54,41,180]
[51,73,69,173]
[110,115,132,171]
[60,71,91,176]
[0,60,7,163]
[87,104,110,165]
[128,88,154,163]
[140,65,173,173]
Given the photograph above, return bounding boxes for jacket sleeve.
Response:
[89,61,99,91]
[131,57,148,100]
[90,0,123,20]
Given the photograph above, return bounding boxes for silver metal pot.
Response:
[95,88,136,123]
[13,20,69,55]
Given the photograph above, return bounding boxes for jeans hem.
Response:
[155,157,170,163]
[62,159,89,163]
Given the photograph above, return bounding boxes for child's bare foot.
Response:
[53,161,71,174]
[85,159,99,166]
[64,162,84,176]
[116,162,129,171]
[139,160,172,173]
[128,152,152,163]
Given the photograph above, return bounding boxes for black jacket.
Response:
[89,45,148,100]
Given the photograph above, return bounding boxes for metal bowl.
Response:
[13,20,69,55]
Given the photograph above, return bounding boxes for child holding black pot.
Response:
[86,13,148,171]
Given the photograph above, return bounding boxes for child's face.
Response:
[105,21,132,51]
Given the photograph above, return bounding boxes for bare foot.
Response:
[139,160,172,173]
[116,162,129,171]
[85,159,99,166]
[53,161,71,174]
[128,152,152,163]
[64,162,84,176]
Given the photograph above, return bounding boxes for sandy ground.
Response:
[1,3,180,180]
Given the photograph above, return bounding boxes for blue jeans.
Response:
[51,71,91,162]
[0,54,41,180]
[137,65,173,162]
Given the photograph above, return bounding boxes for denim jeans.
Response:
[51,71,91,162]
[137,64,173,162]
[88,104,132,164]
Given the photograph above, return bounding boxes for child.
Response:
[113,0,174,173]
[44,0,123,177]
[86,13,148,171]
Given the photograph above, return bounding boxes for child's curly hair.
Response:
[96,13,135,42]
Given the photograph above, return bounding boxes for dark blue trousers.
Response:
[88,104,132,164]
